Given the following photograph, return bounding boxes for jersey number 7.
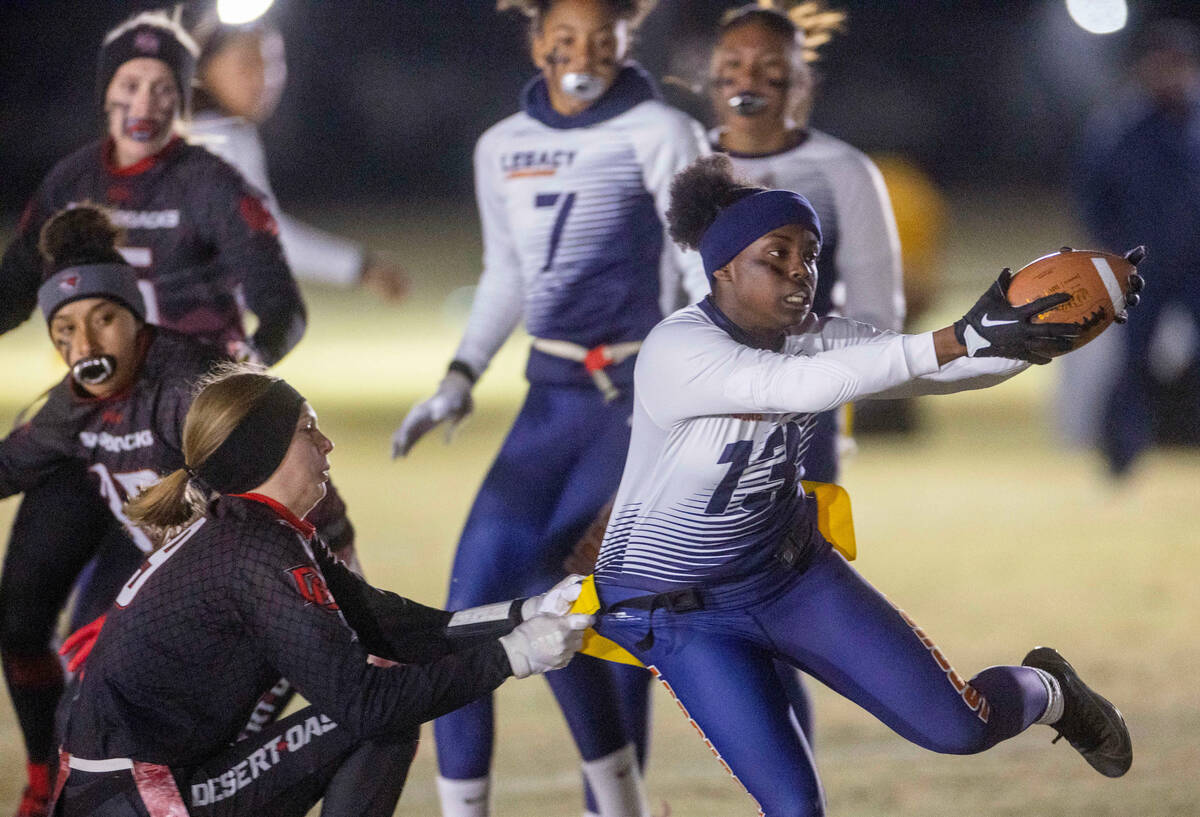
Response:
[535,192,576,272]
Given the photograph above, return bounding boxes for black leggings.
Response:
[1,462,144,762]
[57,707,417,817]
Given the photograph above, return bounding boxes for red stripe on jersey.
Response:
[233,492,317,538]
[103,136,184,177]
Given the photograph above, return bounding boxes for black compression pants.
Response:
[56,707,417,817]
[1,462,143,762]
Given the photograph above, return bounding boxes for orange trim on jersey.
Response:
[505,168,557,179]
[896,608,991,723]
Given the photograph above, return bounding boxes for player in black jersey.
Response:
[0,9,303,363]
[0,14,305,812]
[52,365,592,817]
[0,202,336,817]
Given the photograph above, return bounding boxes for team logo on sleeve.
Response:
[286,565,339,611]
[239,195,278,235]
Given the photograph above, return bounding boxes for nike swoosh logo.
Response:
[980,314,1018,326]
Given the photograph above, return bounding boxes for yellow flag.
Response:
[571,482,855,665]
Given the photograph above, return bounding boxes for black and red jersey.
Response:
[0,137,305,365]
[63,495,512,766]
[0,328,224,552]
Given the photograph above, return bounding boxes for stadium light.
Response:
[1065,0,1127,35]
[217,0,276,25]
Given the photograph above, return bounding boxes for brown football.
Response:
[1006,249,1136,355]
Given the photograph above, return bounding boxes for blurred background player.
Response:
[1072,18,1200,477]
[854,152,945,433]
[707,1,903,484]
[55,364,592,817]
[702,0,903,749]
[389,1,709,815]
[186,7,411,302]
[0,12,303,814]
[0,9,304,364]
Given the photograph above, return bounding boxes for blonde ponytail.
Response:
[125,468,206,533]
[122,361,280,545]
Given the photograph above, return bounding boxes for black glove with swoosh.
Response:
[953,269,1079,365]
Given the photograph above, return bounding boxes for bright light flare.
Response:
[217,0,275,26]
[1065,0,1127,35]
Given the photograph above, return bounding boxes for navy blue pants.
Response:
[776,407,840,743]
[1101,273,1200,474]
[596,545,1048,817]
[435,383,643,785]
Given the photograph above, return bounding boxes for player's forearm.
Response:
[315,538,459,662]
[249,299,306,365]
[0,246,41,334]
[277,213,366,288]
[716,332,940,416]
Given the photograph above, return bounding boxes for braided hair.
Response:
[498,0,655,32]
[720,1,846,65]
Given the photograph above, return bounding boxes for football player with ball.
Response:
[587,154,1143,816]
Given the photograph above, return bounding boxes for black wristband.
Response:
[448,359,478,385]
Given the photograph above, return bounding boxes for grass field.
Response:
[1,195,1197,815]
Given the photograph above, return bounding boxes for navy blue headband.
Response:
[698,190,822,280]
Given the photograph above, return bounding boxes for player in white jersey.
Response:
[186,13,409,299]
[705,0,902,746]
[389,2,708,816]
[590,155,1137,815]
[709,1,902,482]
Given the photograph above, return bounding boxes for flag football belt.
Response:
[570,480,857,667]
[530,338,642,402]
[52,751,189,817]
[68,756,134,772]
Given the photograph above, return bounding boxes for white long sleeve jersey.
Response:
[723,129,905,331]
[454,71,709,384]
[593,300,1026,592]
[188,112,367,288]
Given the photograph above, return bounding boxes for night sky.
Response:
[2,0,1198,213]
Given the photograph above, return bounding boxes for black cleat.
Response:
[1023,646,1132,778]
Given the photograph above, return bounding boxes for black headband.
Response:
[193,379,305,495]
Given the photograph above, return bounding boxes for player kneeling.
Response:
[52,365,591,817]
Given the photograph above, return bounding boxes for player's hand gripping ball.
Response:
[1006,245,1146,357]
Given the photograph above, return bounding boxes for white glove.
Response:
[521,574,586,620]
[390,370,474,458]
[499,613,593,678]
